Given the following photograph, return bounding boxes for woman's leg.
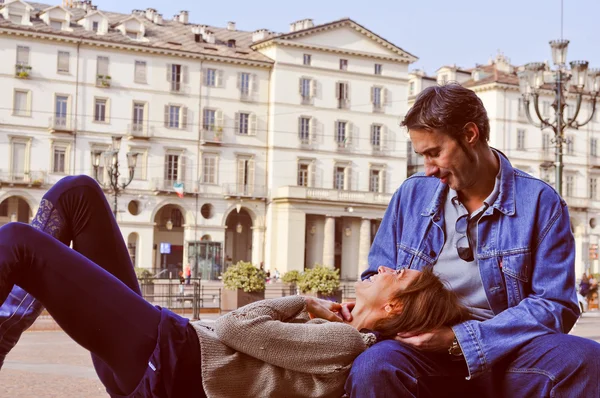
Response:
[0,222,161,395]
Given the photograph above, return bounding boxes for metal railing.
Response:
[0,170,47,186]
[48,116,73,131]
[222,183,267,198]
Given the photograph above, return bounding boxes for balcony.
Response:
[48,116,73,134]
[96,74,112,88]
[223,183,267,199]
[200,128,223,145]
[15,64,32,79]
[336,140,352,153]
[590,156,600,169]
[0,171,47,187]
[301,95,313,106]
[372,104,384,113]
[564,196,590,210]
[151,179,197,195]
[170,81,188,94]
[337,99,350,110]
[127,123,152,140]
[275,186,393,205]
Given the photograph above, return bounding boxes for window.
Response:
[299,77,312,103]
[333,166,346,190]
[92,21,99,32]
[10,14,22,24]
[339,59,348,71]
[517,129,526,150]
[297,162,310,187]
[134,61,146,83]
[130,149,146,180]
[97,56,109,77]
[369,169,380,192]
[13,90,29,116]
[165,105,182,129]
[16,46,29,65]
[132,102,145,132]
[164,154,179,182]
[567,137,574,155]
[371,124,382,149]
[592,138,598,158]
[236,157,255,195]
[126,31,137,39]
[168,63,185,92]
[0,200,7,217]
[566,175,574,197]
[299,116,311,144]
[205,68,217,87]
[372,86,384,111]
[335,121,347,148]
[53,147,66,173]
[11,141,27,180]
[542,133,551,154]
[409,81,415,96]
[336,82,349,109]
[203,108,216,130]
[590,177,598,200]
[57,51,69,73]
[238,72,251,97]
[237,112,250,135]
[94,98,107,122]
[202,154,217,184]
[374,64,382,75]
[55,95,68,127]
[303,54,311,66]
[50,20,62,30]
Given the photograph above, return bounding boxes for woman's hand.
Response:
[304,297,344,322]
[395,326,455,352]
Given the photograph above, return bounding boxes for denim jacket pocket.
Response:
[499,251,532,307]
[397,243,434,270]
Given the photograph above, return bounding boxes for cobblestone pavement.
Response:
[1,312,599,397]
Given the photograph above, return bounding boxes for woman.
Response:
[0,175,469,397]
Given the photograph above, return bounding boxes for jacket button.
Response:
[429,250,436,258]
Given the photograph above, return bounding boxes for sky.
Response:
[92,0,600,74]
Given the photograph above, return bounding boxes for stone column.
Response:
[322,216,335,268]
[251,226,265,267]
[358,218,371,279]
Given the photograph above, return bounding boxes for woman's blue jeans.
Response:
[0,175,162,395]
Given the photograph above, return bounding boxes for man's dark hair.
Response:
[401,83,490,143]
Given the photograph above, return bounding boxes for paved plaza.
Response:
[1,312,599,397]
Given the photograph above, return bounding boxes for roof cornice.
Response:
[0,27,273,68]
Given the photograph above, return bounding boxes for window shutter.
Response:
[346,122,353,147]
[166,64,172,82]
[216,109,224,129]
[383,88,388,105]
[248,159,255,193]
[309,117,317,143]
[344,166,351,191]
[335,82,341,100]
[380,169,387,193]
[298,116,303,138]
[234,112,240,133]
[334,121,339,142]
[250,113,257,136]
[58,52,69,72]
[345,83,350,101]
[17,46,30,65]
[311,79,317,98]
[164,105,169,127]
[299,78,303,94]
[182,65,189,84]
[179,155,186,182]
[217,70,224,87]
[309,161,316,187]
[201,68,207,85]
[237,72,241,89]
[181,107,188,129]
[370,86,375,104]
[237,158,245,188]
[252,73,258,94]
[382,126,388,150]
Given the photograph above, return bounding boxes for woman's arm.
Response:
[214,296,367,374]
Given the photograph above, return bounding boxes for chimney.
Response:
[191,25,203,42]
[252,29,268,43]
[302,19,314,29]
[145,8,156,21]
[153,13,163,25]
[227,21,236,31]
[203,30,215,44]
[179,10,189,24]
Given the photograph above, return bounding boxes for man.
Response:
[345,84,600,397]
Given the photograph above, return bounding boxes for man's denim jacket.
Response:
[363,151,580,379]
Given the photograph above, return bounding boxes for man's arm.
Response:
[453,198,579,379]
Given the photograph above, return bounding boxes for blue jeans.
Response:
[0,176,202,396]
[346,334,600,397]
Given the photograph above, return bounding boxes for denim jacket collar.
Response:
[420,148,516,217]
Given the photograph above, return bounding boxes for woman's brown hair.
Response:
[372,267,471,339]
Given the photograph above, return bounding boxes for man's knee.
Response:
[56,175,101,192]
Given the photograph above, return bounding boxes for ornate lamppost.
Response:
[517,39,600,196]
[91,136,138,217]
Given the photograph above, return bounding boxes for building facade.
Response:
[0,0,416,280]
[408,53,600,278]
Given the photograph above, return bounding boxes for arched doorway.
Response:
[153,205,185,278]
[225,208,253,266]
[0,196,32,226]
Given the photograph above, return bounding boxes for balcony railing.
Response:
[200,129,223,144]
[372,104,384,113]
[96,74,112,88]
[48,116,73,133]
[15,64,32,79]
[0,171,47,186]
[564,196,590,210]
[170,81,188,93]
[275,186,392,205]
[590,155,600,169]
[222,183,267,198]
[150,179,198,194]
[127,123,152,138]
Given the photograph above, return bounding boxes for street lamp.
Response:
[518,39,600,196]
[91,136,139,216]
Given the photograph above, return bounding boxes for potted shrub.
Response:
[282,270,302,295]
[221,261,266,311]
[135,267,154,298]
[298,265,342,302]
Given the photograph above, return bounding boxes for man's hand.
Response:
[395,326,455,352]
[304,297,344,322]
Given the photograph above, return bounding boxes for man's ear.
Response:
[463,122,480,146]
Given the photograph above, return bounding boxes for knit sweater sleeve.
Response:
[213,296,367,374]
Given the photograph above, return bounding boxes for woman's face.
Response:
[355,266,421,309]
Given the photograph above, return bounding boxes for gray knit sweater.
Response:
[190,296,373,398]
